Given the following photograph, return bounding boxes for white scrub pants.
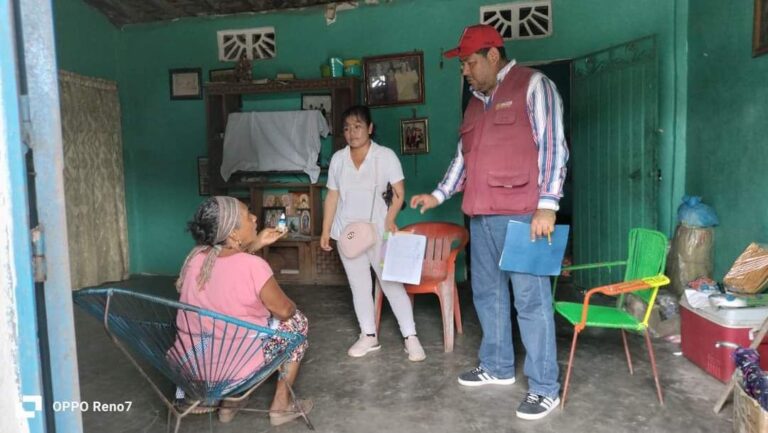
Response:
[338,237,417,337]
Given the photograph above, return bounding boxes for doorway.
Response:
[568,36,660,288]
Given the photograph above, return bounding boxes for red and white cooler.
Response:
[680,296,768,382]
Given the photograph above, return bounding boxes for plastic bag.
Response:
[666,224,714,295]
[724,243,768,294]
[677,195,719,227]
[655,293,679,320]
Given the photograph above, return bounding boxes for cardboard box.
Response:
[734,380,768,433]
[725,243,768,294]
[680,297,768,382]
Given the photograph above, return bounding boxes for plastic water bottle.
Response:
[277,212,287,232]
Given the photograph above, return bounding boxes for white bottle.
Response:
[277,212,287,232]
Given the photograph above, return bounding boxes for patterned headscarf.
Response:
[175,196,241,291]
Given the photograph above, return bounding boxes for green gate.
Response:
[570,36,660,289]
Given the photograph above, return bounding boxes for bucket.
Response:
[320,64,331,78]
[343,59,362,77]
[329,57,344,78]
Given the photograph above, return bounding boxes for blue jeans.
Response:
[470,214,560,398]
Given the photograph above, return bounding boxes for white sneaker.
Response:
[347,334,381,357]
[404,335,426,362]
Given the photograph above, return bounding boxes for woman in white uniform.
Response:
[320,105,425,362]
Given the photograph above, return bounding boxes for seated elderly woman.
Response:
[173,196,311,425]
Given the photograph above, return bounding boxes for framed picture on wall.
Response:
[362,51,424,107]
[263,194,278,207]
[400,118,429,155]
[197,157,210,196]
[286,216,300,235]
[292,191,310,210]
[755,0,768,56]
[299,209,311,235]
[169,68,202,100]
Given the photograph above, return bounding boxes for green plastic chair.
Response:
[554,228,669,408]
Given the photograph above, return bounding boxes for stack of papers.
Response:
[381,233,427,285]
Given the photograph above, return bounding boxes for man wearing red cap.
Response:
[411,24,568,420]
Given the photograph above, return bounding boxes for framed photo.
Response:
[278,193,293,216]
[263,194,278,207]
[209,67,235,82]
[169,68,202,100]
[291,191,310,210]
[363,51,424,107]
[400,118,429,155]
[287,191,309,216]
[755,0,768,57]
[286,216,300,234]
[197,157,210,195]
[299,209,311,235]
[262,207,286,230]
[301,94,332,133]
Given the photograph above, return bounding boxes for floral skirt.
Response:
[264,309,309,364]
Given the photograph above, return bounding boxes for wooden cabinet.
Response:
[204,78,359,285]
[246,182,348,285]
[205,77,359,190]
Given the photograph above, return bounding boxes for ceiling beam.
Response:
[84,0,357,26]
[145,0,183,18]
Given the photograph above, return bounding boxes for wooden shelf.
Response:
[259,239,346,285]
[205,77,359,95]
[248,182,324,189]
[205,77,357,285]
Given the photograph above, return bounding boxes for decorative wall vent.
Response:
[479,1,552,40]
[217,27,276,62]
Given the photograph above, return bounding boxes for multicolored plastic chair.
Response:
[553,228,669,407]
[374,222,469,352]
[73,288,312,432]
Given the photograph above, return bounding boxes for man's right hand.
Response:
[410,194,439,214]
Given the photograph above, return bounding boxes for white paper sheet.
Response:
[381,233,427,285]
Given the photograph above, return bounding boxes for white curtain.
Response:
[59,70,129,289]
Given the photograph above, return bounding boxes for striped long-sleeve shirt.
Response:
[431,61,569,211]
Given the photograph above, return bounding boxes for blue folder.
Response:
[499,221,570,276]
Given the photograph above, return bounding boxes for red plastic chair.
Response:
[374,222,469,352]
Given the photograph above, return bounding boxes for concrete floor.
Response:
[76,276,733,433]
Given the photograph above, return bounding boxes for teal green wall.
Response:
[687,0,768,278]
[56,0,687,276]
[54,0,118,79]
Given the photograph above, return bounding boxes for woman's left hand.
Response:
[251,228,287,252]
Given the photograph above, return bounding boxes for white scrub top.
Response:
[326,141,404,240]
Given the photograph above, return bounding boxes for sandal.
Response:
[175,399,216,415]
[217,397,249,423]
[269,399,314,426]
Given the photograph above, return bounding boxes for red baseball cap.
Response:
[444,24,504,58]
